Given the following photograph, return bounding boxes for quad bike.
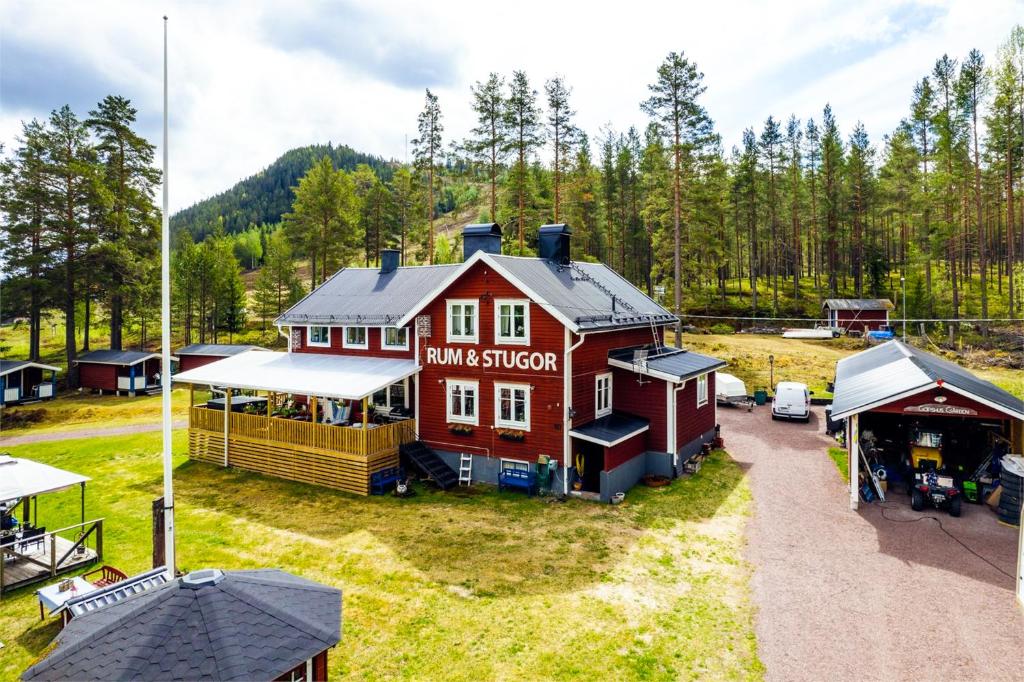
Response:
[905,428,961,517]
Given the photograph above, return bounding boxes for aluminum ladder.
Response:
[458,453,472,486]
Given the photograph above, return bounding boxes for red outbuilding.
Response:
[76,350,175,396]
[822,298,894,333]
[176,344,270,372]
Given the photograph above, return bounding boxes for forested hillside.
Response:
[169,143,394,240]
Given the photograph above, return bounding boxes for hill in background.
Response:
[170,143,394,240]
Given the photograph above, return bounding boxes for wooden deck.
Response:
[1,521,103,596]
[188,408,416,495]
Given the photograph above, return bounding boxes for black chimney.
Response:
[379,248,400,274]
[538,224,571,264]
[463,223,502,259]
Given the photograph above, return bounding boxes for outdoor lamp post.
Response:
[768,354,775,390]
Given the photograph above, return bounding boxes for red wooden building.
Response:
[822,298,894,333]
[265,224,725,501]
[176,344,269,372]
[76,350,175,396]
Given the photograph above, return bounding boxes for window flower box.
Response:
[448,423,474,436]
[496,428,526,442]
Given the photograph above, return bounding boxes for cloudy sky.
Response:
[2,0,1020,213]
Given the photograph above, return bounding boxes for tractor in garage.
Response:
[905,427,961,517]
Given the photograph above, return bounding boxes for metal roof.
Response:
[491,256,678,331]
[22,569,342,682]
[275,264,460,326]
[75,350,168,366]
[830,340,1024,420]
[822,298,894,311]
[173,350,419,400]
[56,567,170,619]
[0,455,90,504]
[176,344,269,357]
[608,344,726,383]
[0,360,60,377]
[570,412,650,447]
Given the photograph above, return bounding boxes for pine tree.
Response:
[803,118,821,290]
[504,71,544,254]
[412,89,443,263]
[959,49,990,332]
[819,105,844,296]
[545,76,576,222]
[283,156,356,288]
[785,115,803,298]
[466,74,505,222]
[759,116,783,311]
[910,77,936,303]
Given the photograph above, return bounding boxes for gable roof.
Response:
[395,251,677,333]
[176,344,269,357]
[75,350,172,366]
[275,264,460,327]
[22,569,342,682]
[608,344,726,383]
[0,360,60,377]
[822,298,894,311]
[830,340,1024,420]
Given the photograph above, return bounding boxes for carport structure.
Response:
[830,340,1024,601]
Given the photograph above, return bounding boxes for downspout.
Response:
[276,324,290,351]
[563,329,586,495]
[672,381,687,471]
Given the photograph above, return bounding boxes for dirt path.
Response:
[720,405,1023,682]
[0,420,187,446]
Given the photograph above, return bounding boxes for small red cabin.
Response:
[75,350,175,396]
[176,344,270,372]
[822,298,893,333]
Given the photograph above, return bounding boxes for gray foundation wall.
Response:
[673,426,718,478]
[433,449,565,492]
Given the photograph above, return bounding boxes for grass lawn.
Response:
[0,433,763,681]
[827,447,849,481]
[1,388,211,437]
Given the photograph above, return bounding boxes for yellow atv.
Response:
[906,429,961,517]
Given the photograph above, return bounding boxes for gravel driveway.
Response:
[719,404,1023,682]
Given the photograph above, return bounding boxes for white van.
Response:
[771,382,811,422]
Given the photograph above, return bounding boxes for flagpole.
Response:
[161,14,176,576]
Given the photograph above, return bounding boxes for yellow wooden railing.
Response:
[189,407,415,458]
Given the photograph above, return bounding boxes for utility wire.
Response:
[679,313,1023,323]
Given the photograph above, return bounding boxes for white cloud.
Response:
[1,0,1020,212]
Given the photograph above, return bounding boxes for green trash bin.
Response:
[537,455,551,492]
[753,389,768,406]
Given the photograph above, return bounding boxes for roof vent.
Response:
[463,223,502,259]
[180,569,225,589]
[538,224,571,265]
[379,248,400,274]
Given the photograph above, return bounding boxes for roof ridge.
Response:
[214,579,338,646]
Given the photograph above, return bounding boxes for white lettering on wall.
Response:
[425,347,558,372]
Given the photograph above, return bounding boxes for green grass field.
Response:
[0,433,763,681]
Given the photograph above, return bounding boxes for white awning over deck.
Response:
[172,350,419,401]
[0,456,90,504]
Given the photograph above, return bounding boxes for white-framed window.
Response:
[595,372,613,418]
[500,458,531,472]
[343,326,368,349]
[382,326,409,350]
[494,382,530,430]
[494,299,529,345]
[373,379,408,411]
[307,326,331,347]
[446,379,478,425]
[697,374,709,407]
[446,299,478,343]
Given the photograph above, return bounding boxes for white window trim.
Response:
[500,458,531,472]
[381,326,410,351]
[446,299,479,344]
[306,326,331,348]
[697,374,709,407]
[446,379,479,425]
[494,382,531,431]
[494,298,530,346]
[342,326,369,349]
[595,372,613,418]
[373,378,409,410]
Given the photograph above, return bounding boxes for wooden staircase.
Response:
[399,441,459,490]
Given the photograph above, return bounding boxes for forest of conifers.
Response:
[2,27,1022,382]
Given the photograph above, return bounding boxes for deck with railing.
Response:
[0,519,103,596]
[188,407,415,495]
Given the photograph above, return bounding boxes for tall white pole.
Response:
[901,276,906,342]
[161,15,176,576]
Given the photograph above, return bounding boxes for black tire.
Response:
[948,496,962,517]
[771,414,778,421]
[911,488,925,511]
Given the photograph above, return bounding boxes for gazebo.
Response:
[0,456,104,595]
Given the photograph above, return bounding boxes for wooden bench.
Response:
[370,467,404,495]
[83,565,128,587]
[498,468,537,496]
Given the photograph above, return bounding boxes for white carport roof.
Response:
[0,455,90,504]
[172,350,419,401]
